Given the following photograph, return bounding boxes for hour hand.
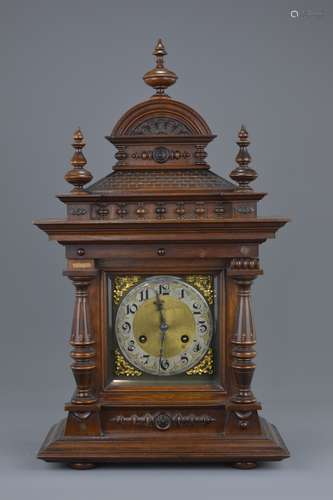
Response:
[154,290,163,311]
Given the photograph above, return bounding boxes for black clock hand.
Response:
[158,327,168,372]
[154,291,168,371]
[154,291,168,331]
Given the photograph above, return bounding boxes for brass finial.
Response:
[143,39,178,97]
[64,128,93,193]
[229,126,257,191]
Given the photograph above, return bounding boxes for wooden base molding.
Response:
[38,415,289,466]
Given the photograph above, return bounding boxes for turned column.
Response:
[63,270,98,404]
[229,258,261,404]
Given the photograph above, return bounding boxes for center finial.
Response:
[143,39,178,97]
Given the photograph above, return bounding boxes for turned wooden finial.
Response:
[230,125,257,191]
[64,128,93,193]
[143,39,178,97]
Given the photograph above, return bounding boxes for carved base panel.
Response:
[102,407,222,435]
[38,415,289,465]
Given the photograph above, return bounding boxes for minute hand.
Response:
[154,291,168,330]
[154,292,169,371]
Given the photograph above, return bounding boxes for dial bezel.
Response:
[114,275,213,376]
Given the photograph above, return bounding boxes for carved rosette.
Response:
[64,271,98,404]
[230,258,259,271]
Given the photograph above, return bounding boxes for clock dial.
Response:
[115,276,213,376]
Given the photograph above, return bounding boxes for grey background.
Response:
[0,0,332,498]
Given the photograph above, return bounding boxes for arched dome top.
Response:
[110,97,213,138]
[86,40,238,194]
[104,39,216,172]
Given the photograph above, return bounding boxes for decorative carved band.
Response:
[83,200,232,221]
[69,208,87,216]
[110,412,216,431]
[235,206,255,215]
[129,147,191,163]
[230,258,259,270]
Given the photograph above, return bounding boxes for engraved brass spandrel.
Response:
[185,275,214,305]
[186,348,214,376]
[113,276,141,305]
[114,349,143,377]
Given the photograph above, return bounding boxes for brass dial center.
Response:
[133,296,196,358]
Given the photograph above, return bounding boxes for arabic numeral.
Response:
[159,283,170,295]
[198,320,207,333]
[181,354,189,364]
[160,358,170,370]
[121,321,131,333]
[126,303,138,314]
[193,343,201,352]
[139,289,149,302]
[192,302,201,314]
[179,288,185,299]
[142,354,150,365]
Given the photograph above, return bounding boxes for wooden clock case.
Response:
[35,40,290,469]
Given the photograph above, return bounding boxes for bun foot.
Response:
[69,462,97,470]
[231,461,257,470]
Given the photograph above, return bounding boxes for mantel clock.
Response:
[35,40,290,469]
